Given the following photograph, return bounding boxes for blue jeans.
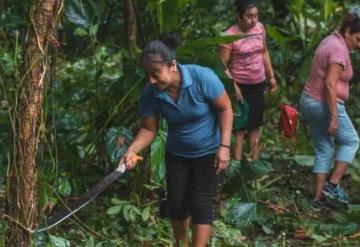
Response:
[300,93,359,173]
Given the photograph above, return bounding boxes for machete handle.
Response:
[123,153,143,165]
[117,154,143,172]
[130,154,143,162]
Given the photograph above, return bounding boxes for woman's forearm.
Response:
[218,108,233,146]
[263,49,274,79]
[325,81,338,121]
[219,47,233,80]
[214,93,233,146]
[324,64,343,121]
[127,128,157,153]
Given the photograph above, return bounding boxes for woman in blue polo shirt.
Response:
[121,33,233,246]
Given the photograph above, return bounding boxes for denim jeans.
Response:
[300,93,359,173]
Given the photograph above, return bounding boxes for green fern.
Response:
[224,198,257,227]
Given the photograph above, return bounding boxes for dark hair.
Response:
[235,0,257,18]
[340,16,360,35]
[141,32,181,65]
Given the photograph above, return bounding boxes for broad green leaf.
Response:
[310,233,328,243]
[95,243,104,247]
[133,205,141,215]
[178,34,247,56]
[129,208,136,222]
[49,235,71,247]
[323,0,333,20]
[242,160,273,180]
[38,182,58,211]
[89,24,99,37]
[262,224,274,235]
[106,205,122,215]
[111,198,126,205]
[55,177,72,196]
[106,127,134,164]
[293,155,314,167]
[123,204,131,222]
[86,236,95,247]
[151,128,167,183]
[126,205,141,221]
[142,206,151,222]
[74,27,89,36]
[66,0,92,29]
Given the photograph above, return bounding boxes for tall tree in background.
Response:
[6,0,63,246]
[124,0,138,54]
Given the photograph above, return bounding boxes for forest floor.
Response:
[218,156,360,246]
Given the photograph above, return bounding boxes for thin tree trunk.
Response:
[6,0,63,246]
[124,0,138,54]
[123,0,153,200]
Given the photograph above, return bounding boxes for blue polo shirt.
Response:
[139,64,225,158]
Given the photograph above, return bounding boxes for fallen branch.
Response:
[258,200,289,214]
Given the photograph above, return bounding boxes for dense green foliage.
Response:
[1,0,360,246]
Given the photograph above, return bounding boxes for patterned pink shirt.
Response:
[303,31,353,102]
[221,22,266,84]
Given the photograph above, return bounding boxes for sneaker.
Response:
[322,183,350,205]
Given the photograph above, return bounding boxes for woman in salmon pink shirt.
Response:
[300,12,360,209]
[219,0,277,162]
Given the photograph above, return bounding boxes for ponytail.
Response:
[141,32,181,65]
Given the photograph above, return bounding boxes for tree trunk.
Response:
[124,0,138,54]
[6,0,63,246]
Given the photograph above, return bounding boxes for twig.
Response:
[259,200,289,214]
[350,231,360,239]
[291,199,301,219]
[254,175,283,195]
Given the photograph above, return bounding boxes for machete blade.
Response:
[34,165,126,233]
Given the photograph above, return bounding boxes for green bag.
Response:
[233,100,249,131]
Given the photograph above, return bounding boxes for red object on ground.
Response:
[279,104,298,138]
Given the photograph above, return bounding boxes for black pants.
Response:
[165,152,219,225]
[239,81,267,131]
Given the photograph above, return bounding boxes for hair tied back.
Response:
[158,32,181,51]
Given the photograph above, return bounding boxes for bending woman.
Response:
[300,13,360,207]
[121,33,233,246]
[219,0,277,161]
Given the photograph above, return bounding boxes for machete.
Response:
[33,155,142,233]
